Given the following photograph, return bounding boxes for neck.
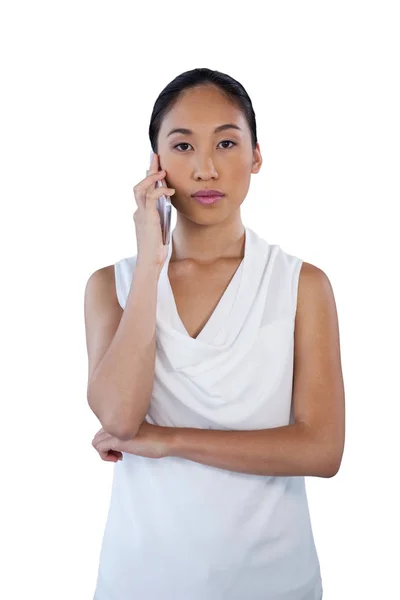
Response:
[171,218,246,265]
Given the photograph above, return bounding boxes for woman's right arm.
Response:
[85,152,176,440]
[85,261,161,441]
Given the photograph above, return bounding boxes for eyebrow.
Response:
[166,123,242,137]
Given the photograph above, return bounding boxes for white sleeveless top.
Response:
[93,226,323,600]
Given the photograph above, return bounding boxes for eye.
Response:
[173,140,237,152]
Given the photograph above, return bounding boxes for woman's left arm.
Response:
[166,263,345,478]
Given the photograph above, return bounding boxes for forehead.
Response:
[159,86,246,136]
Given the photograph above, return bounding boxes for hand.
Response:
[91,421,173,462]
[133,151,175,270]
[91,428,124,463]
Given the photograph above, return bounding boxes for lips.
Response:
[191,190,224,197]
[192,194,223,206]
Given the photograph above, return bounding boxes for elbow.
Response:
[108,426,137,442]
[87,386,139,441]
[324,464,339,478]
[101,416,140,442]
[324,454,343,478]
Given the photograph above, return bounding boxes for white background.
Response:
[1,1,399,598]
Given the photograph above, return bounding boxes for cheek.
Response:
[229,153,252,177]
[230,164,251,188]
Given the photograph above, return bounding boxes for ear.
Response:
[251,142,262,174]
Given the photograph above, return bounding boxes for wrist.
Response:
[135,259,162,277]
[164,426,180,457]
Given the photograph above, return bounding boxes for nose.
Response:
[193,156,219,180]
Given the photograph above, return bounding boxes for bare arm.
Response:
[85,261,161,440]
[167,422,333,477]
[165,263,345,478]
[85,152,175,440]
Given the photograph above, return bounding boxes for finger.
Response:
[95,437,122,454]
[92,431,107,445]
[150,153,169,187]
[98,450,118,462]
[93,428,107,438]
[143,151,163,187]
[104,449,122,461]
[110,450,123,460]
[134,169,166,210]
[148,151,159,175]
[92,428,105,441]
[145,185,175,209]
[92,432,113,449]
[135,170,166,189]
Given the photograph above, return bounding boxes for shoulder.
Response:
[297,261,336,315]
[295,261,340,349]
[85,264,120,310]
[85,264,116,291]
[84,265,123,387]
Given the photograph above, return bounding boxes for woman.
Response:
[85,68,345,599]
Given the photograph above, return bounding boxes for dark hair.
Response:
[149,68,258,154]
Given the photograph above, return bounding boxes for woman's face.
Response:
[157,85,262,224]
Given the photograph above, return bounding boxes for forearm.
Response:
[168,422,336,478]
[88,262,161,440]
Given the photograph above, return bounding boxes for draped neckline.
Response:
[157,226,249,344]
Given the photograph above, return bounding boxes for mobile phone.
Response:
[149,149,171,245]
[156,174,172,245]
